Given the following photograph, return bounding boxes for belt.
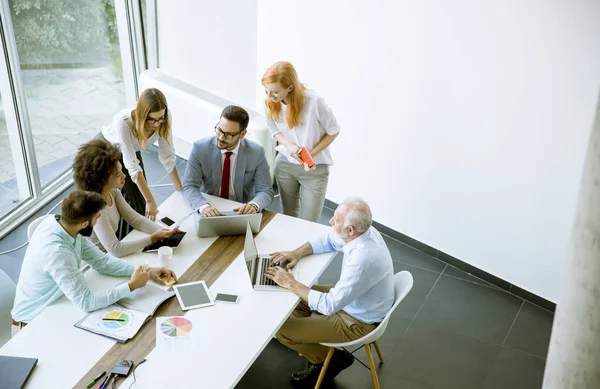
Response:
[12,320,27,328]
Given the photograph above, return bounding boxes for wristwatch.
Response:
[249,203,259,212]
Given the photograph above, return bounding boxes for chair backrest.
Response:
[357,271,414,344]
[378,271,414,331]
[27,215,51,240]
[0,269,16,347]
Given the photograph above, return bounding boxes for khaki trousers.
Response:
[274,154,330,223]
[275,285,377,364]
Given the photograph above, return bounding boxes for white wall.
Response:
[157,0,258,108]
[257,0,600,302]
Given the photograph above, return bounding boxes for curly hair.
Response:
[73,139,122,193]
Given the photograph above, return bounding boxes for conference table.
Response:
[0,192,337,388]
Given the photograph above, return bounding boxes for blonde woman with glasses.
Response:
[101,88,182,224]
[262,61,340,222]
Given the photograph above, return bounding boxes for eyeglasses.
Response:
[146,110,168,125]
[214,123,243,140]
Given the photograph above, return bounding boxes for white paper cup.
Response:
[158,246,173,268]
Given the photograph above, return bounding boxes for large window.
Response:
[10,0,128,188]
[0,0,146,235]
[0,91,31,220]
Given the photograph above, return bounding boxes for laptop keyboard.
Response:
[259,257,277,286]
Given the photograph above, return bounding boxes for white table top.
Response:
[0,192,335,389]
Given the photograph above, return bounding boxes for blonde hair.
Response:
[261,61,306,129]
[132,88,171,149]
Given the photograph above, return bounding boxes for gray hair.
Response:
[341,197,372,233]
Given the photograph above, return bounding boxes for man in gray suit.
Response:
[182,105,274,216]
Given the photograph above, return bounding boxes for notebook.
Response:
[299,146,315,168]
[0,355,38,389]
[75,284,175,343]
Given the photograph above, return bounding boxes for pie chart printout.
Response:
[160,317,193,337]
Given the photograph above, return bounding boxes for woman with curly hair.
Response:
[73,139,179,257]
[101,88,182,221]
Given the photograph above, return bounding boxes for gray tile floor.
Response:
[0,148,553,389]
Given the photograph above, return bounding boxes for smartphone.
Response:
[160,216,175,227]
[215,293,239,303]
[299,147,315,168]
[111,359,133,376]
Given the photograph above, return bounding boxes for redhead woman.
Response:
[262,61,340,222]
[101,88,182,222]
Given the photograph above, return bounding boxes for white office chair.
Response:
[0,269,16,347]
[27,215,52,240]
[315,271,414,389]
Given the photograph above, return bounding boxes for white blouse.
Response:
[91,189,162,257]
[102,106,176,184]
[264,89,340,166]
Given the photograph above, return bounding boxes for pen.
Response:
[86,371,105,388]
[102,374,115,389]
[96,375,109,389]
[107,374,116,389]
[102,318,126,321]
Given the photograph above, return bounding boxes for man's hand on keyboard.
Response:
[265,266,295,289]
[269,251,299,270]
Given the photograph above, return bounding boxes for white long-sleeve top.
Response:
[264,89,340,166]
[91,189,162,257]
[102,106,176,184]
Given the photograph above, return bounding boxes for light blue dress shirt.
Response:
[12,215,134,323]
[307,226,395,324]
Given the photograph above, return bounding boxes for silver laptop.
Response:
[244,223,299,291]
[194,211,262,237]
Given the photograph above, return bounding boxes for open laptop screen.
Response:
[244,223,259,282]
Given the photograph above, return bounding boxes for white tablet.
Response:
[173,280,215,310]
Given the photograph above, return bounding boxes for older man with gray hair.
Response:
[266,197,394,388]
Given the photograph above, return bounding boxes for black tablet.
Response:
[142,231,186,252]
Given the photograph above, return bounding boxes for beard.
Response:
[336,228,349,239]
[79,224,94,237]
[217,139,234,150]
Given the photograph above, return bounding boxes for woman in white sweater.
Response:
[73,139,178,257]
[101,88,182,222]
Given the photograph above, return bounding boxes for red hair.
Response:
[261,61,306,129]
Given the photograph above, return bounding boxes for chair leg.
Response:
[373,341,384,363]
[364,343,381,389]
[346,346,371,371]
[314,347,335,389]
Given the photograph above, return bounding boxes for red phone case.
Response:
[299,147,315,168]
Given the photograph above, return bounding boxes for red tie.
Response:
[220,152,233,199]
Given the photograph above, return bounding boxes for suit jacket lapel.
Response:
[234,139,247,203]
[211,138,222,196]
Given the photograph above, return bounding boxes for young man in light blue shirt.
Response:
[267,197,394,388]
[11,191,176,327]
